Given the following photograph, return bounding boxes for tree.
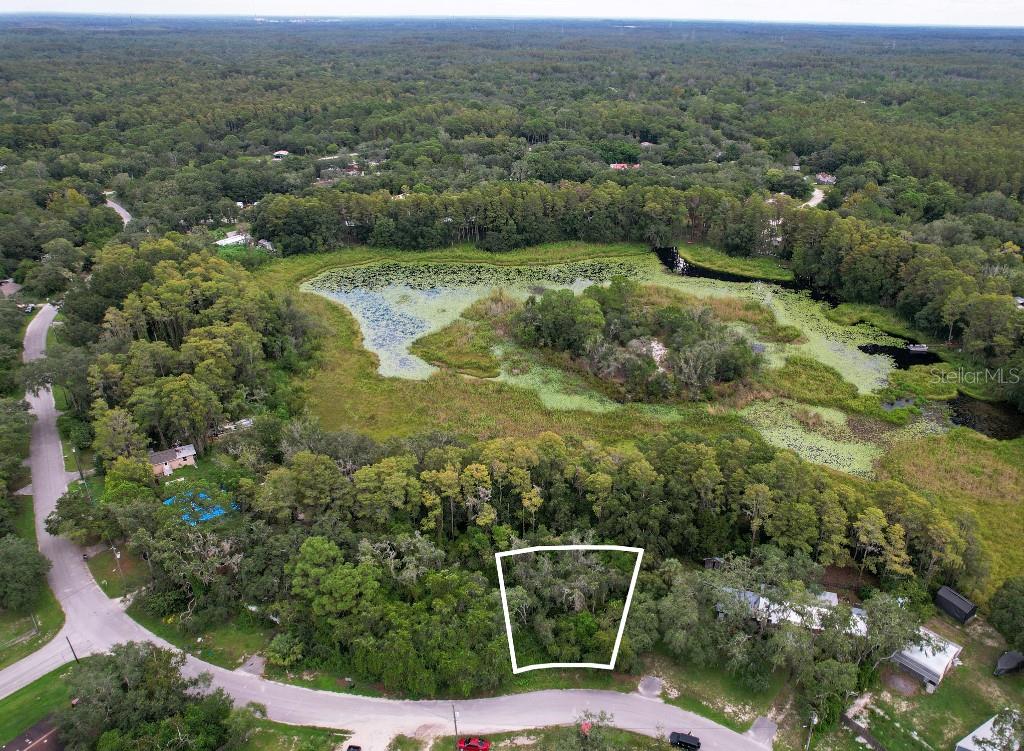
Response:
[53,641,260,751]
[976,708,1024,751]
[92,405,149,468]
[0,535,51,610]
[989,576,1024,652]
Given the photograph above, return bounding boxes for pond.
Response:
[948,395,1024,440]
[858,343,942,369]
[304,260,640,378]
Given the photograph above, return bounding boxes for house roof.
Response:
[149,444,196,464]
[936,586,977,622]
[895,627,962,683]
[955,713,1020,751]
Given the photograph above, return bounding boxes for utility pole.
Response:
[804,712,818,751]
[452,704,460,750]
[66,636,80,664]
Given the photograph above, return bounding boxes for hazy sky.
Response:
[3,0,1024,27]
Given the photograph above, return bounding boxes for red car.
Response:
[457,738,491,751]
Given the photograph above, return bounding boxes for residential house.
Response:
[892,627,961,690]
[148,444,197,476]
[215,231,250,247]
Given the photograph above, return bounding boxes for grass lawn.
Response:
[256,244,749,444]
[87,548,151,598]
[237,719,350,751]
[675,245,794,283]
[865,615,1024,751]
[880,429,1024,601]
[644,649,786,732]
[429,726,668,751]
[126,605,274,670]
[0,495,64,671]
[0,662,75,744]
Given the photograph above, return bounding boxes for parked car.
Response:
[669,731,701,749]
[345,746,361,751]
[457,738,491,751]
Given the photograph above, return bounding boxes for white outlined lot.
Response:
[495,544,645,673]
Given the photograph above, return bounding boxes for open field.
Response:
[127,605,274,670]
[87,548,150,599]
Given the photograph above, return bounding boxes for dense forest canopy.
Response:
[1,17,1023,745]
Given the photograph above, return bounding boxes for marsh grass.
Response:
[825,303,926,342]
[758,356,915,425]
[676,245,795,282]
[880,429,1024,598]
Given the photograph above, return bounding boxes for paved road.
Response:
[102,192,132,226]
[801,187,826,208]
[0,304,772,751]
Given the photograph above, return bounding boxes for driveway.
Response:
[0,304,772,751]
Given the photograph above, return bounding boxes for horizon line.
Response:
[1,12,1024,31]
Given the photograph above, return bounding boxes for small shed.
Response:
[994,651,1024,677]
[892,627,962,689]
[703,556,724,570]
[935,586,977,624]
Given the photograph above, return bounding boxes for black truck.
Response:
[669,732,701,749]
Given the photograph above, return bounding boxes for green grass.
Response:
[0,662,75,744]
[825,303,926,342]
[410,318,500,378]
[126,605,274,670]
[387,735,425,751]
[87,548,151,598]
[759,356,913,425]
[881,430,1024,601]
[645,648,785,732]
[676,245,794,282]
[237,719,350,751]
[0,495,65,671]
[429,726,668,751]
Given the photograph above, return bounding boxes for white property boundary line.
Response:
[495,544,645,674]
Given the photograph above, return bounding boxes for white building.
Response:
[892,627,961,690]
[955,713,1020,751]
[215,231,250,247]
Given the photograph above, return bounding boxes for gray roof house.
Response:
[892,627,961,690]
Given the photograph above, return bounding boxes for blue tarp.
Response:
[163,491,228,526]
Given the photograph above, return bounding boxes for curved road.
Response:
[102,192,132,226]
[1,305,772,751]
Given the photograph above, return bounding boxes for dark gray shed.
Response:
[935,586,977,624]
[994,650,1024,677]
